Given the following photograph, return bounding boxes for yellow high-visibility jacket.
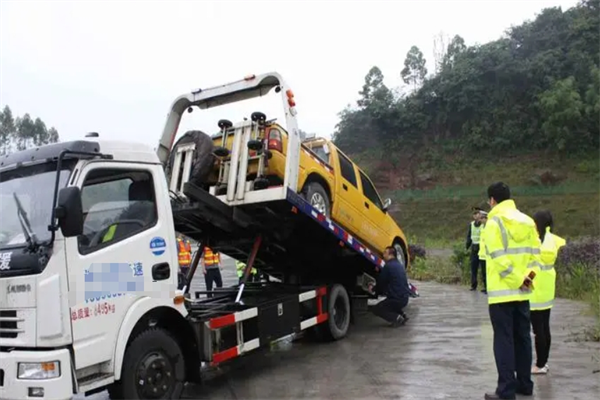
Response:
[236,260,257,278]
[530,229,566,311]
[482,199,542,305]
[478,223,487,261]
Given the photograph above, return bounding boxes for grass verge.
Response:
[408,247,600,342]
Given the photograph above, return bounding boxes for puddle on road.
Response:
[269,333,297,352]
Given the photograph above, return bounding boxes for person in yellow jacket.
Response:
[530,210,566,375]
[202,246,223,298]
[236,260,258,283]
[177,236,192,274]
[481,182,541,400]
[477,211,489,294]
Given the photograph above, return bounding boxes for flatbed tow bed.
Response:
[170,182,393,368]
[163,73,417,373]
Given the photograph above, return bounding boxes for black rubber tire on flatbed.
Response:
[107,328,186,399]
[165,130,216,188]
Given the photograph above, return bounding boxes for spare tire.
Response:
[166,130,216,188]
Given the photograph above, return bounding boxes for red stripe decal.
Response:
[209,314,236,329]
[316,313,328,324]
[212,346,239,364]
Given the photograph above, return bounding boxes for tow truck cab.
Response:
[0,139,184,400]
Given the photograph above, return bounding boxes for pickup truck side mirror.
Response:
[55,187,84,237]
[382,198,392,212]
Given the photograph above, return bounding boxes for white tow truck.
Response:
[0,72,417,400]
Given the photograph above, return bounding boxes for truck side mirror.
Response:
[55,187,84,237]
[382,198,392,212]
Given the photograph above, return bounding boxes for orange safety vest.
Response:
[203,247,221,268]
[178,238,192,266]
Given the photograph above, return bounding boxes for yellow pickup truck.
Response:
[202,116,410,267]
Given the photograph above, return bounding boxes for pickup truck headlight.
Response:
[17,361,61,380]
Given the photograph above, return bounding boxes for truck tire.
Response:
[301,181,331,218]
[317,284,350,341]
[166,130,216,188]
[108,328,186,400]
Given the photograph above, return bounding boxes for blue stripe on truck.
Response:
[285,188,386,269]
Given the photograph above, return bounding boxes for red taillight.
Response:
[267,128,283,152]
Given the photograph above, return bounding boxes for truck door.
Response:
[357,169,388,251]
[331,150,363,235]
[64,162,177,371]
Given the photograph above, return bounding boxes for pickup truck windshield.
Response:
[0,162,72,248]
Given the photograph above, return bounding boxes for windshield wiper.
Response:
[13,192,39,251]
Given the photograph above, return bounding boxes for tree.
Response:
[332,1,599,158]
[0,106,60,155]
[433,32,450,74]
[442,35,467,71]
[401,46,428,90]
[0,105,15,155]
[357,66,394,112]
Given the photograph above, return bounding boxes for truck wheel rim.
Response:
[394,243,405,267]
[310,193,327,215]
[135,351,174,399]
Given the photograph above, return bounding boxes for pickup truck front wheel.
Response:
[302,181,331,218]
[393,241,407,269]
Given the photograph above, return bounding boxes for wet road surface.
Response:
[87,260,599,400]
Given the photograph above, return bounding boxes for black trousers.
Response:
[480,260,487,291]
[204,268,223,298]
[489,300,534,399]
[470,245,481,289]
[530,309,551,368]
[372,297,408,323]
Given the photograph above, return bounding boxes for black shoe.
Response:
[470,287,477,291]
[389,315,406,328]
[481,289,487,294]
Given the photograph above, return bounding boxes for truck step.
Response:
[78,372,114,394]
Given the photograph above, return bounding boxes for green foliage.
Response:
[401,46,428,89]
[408,256,465,284]
[332,0,600,156]
[0,105,60,155]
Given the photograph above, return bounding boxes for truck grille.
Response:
[0,310,21,339]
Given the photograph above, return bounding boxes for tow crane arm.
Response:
[155,72,302,194]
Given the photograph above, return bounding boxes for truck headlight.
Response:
[17,361,61,380]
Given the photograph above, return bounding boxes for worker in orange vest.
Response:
[177,235,192,276]
[202,246,223,298]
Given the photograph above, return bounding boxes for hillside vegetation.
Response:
[330,0,599,244]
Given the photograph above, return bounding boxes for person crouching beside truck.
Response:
[530,210,566,375]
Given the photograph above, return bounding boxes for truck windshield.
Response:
[0,162,73,248]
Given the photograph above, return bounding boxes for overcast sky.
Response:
[1,0,579,148]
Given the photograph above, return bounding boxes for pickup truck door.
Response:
[331,150,363,235]
[357,169,389,251]
[65,162,177,371]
